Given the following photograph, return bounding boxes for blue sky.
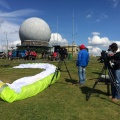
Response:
[0,0,120,56]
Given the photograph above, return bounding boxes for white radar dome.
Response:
[19,17,51,42]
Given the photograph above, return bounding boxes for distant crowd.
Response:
[7,47,69,61]
[8,50,37,60]
[41,48,68,61]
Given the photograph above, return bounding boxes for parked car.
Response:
[8,50,26,60]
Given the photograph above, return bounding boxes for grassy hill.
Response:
[0,57,119,120]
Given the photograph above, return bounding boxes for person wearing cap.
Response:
[76,44,89,86]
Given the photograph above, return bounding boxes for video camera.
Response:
[98,50,114,69]
[98,50,109,63]
[54,45,68,60]
[59,47,68,60]
[98,50,116,68]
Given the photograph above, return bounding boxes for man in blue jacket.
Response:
[76,44,89,86]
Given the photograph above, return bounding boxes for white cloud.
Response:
[85,10,93,19]
[0,6,68,52]
[87,46,101,56]
[0,0,10,10]
[86,14,92,18]
[0,9,42,24]
[95,13,108,23]
[100,13,108,19]
[92,32,100,36]
[0,1,43,52]
[0,9,40,18]
[112,0,119,8]
[96,19,100,22]
[108,0,119,8]
[0,21,21,51]
[9,40,21,49]
[88,32,120,56]
[49,33,68,46]
[88,35,111,46]
[113,41,120,46]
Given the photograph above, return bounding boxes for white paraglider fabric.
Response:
[6,63,56,93]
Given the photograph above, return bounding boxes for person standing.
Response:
[108,43,120,102]
[76,44,89,86]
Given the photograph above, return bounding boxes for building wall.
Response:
[61,45,78,57]
[21,40,49,46]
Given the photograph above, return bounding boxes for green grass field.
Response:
[0,57,119,120]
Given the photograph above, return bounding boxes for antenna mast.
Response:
[72,10,74,56]
[4,32,8,56]
[57,16,58,45]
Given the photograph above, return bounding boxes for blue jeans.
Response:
[78,66,86,84]
[110,69,120,99]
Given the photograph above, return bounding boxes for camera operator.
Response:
[59,47,68,60]
[108,43,120,102]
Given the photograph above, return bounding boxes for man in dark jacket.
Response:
[108,43,120,102]
[76,44,89,86]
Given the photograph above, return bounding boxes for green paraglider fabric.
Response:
[0,63,60,103]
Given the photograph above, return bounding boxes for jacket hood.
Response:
[79,44,86,50]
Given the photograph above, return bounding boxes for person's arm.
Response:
[112,59,120,65]
[76,52,81,66]
[87,53,90,65]
[110,52,120,65]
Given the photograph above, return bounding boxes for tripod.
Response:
[86,63,120,101]
[86,64,111,101]
[107,67,120,99]
[49,57,72,86]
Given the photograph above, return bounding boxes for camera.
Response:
[98,50,109,63]
[98,49,119,69]
[54,45,68,60]
[59,47,68,60]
